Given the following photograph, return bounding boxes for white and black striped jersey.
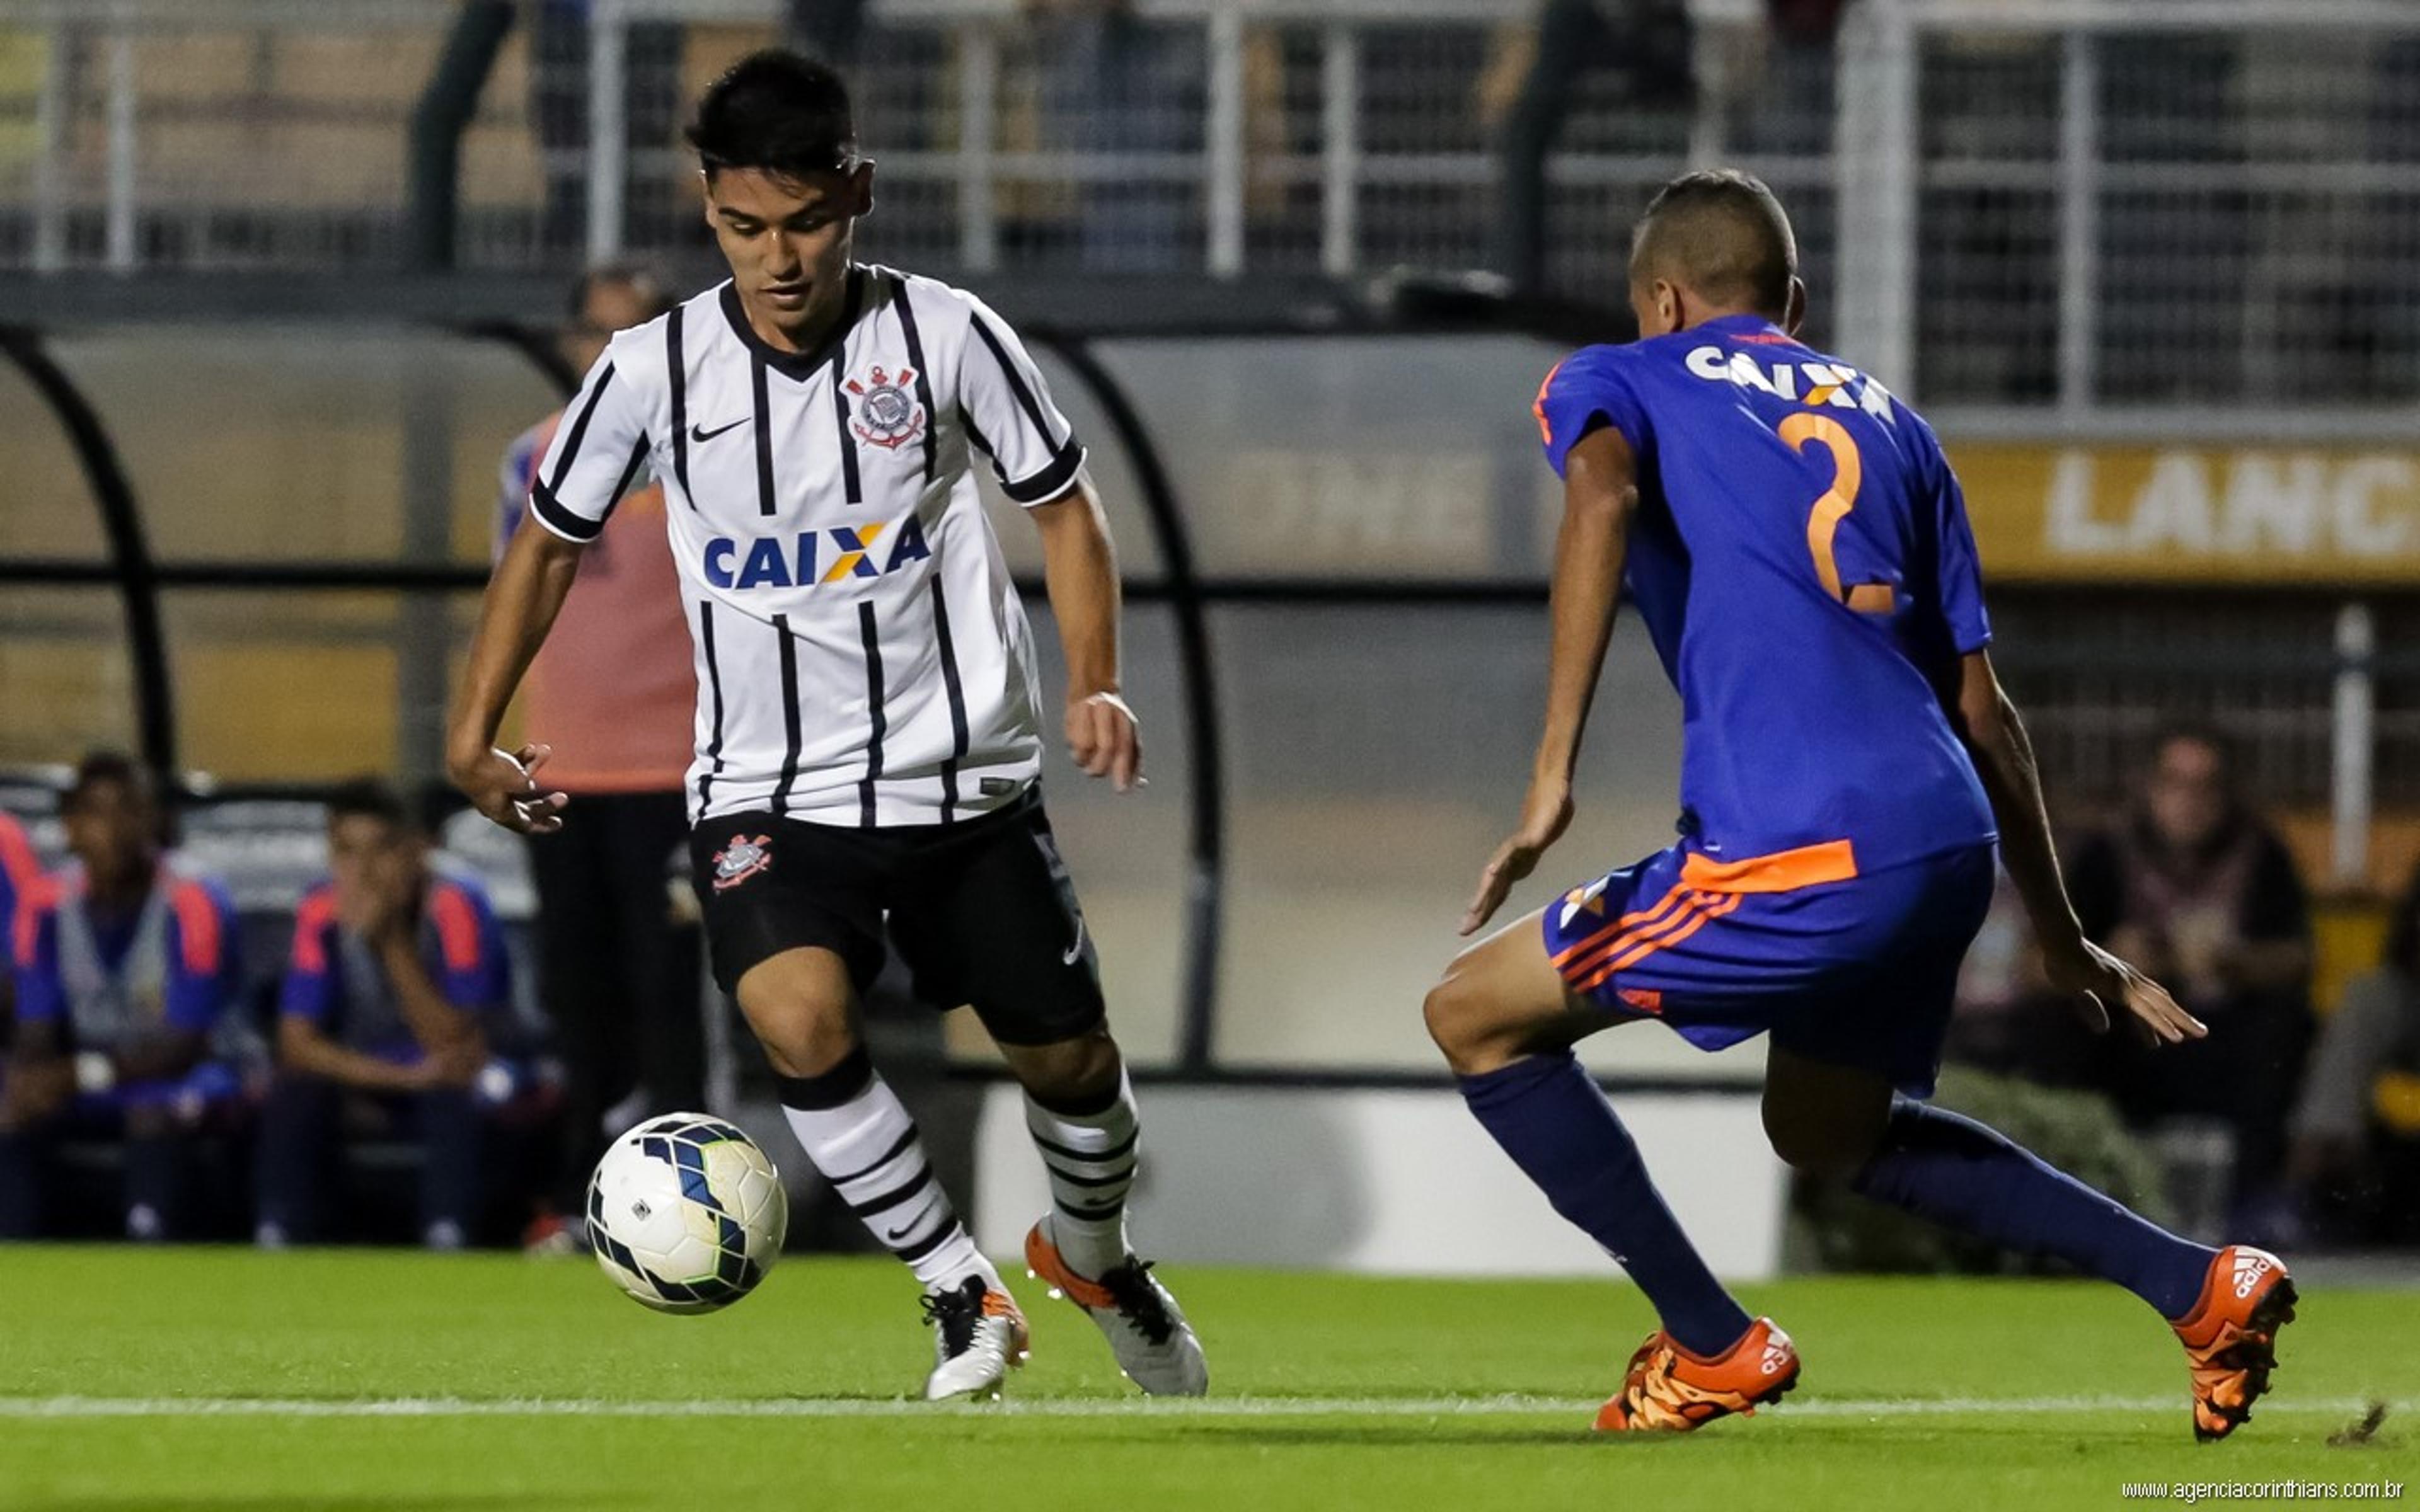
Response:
[525,265,1087,828]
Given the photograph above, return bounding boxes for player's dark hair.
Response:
[1631,168,1797,318]
[63,750,151,811]
[326,776,412,832]
[569,259,675,324]
[686,49,858,181]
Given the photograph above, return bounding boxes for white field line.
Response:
[0,1394,2398,1421]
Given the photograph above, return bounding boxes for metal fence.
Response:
[3,0,2414,413]
[0,1,512,271]
[1835,0,2420,413]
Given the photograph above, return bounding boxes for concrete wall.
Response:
[971,1081,1787,1280]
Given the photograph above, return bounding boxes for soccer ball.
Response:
[587,1113,788,1314]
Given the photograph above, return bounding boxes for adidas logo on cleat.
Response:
[2232,1253,2273,1300]
[1761,1332,1795,1377]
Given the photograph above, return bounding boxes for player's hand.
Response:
[2042,936,2207,1047]
[449,742,568,835]
[1460,782,1574,936]
[1066,691,1143,793]
[412,1038,485,1091]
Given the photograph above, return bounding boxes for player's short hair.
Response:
[686,49,859,181]
[326,776,412,833]
[62,750,151,811]
[1630,169,1797,318]
[569,260,675,324]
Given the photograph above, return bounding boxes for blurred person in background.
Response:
[2286,860,2420,1246]
[497,263,703,1253]
[254,781,510,1251]
[2066,726,2314,1230]
[1484,0,1698,297]
[0,807,39,1048]
[0,754,243,1240]
[1027,0,1204,273]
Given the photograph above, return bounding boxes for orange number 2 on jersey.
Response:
[1778,413,1894,615]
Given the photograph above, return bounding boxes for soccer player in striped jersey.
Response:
[447,49,1205,1402]
[1425,171,2292,1440]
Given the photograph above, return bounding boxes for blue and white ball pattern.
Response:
[588,1113,787,1314]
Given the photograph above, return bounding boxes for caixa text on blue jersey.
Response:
[700,515,933,590]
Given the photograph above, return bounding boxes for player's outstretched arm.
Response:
[1030,479,1141,793]
[444,522,584,833]
[1949,649,2206,1046]
[1461,425,1639,936]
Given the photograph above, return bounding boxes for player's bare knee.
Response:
[734,949,861,1080]
[735,989,856,1081]
[1000,1026,1120,1104]
[1424,968,1504,1075]
[752,1019,855,1081]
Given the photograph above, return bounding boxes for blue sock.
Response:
[1460,1052,1753,1358]
[1853,1098,2215,1319]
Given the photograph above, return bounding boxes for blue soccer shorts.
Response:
[1540,837,1998,1096]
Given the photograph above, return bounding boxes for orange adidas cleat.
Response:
[2172,1245,2298,1442]
[1593,1317,1800,1432]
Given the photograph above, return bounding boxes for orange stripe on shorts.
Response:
[1572,891,1744,995]
[1560,888,1717,983]
[1549,883,1691,970]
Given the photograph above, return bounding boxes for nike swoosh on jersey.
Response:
[1062,917,1088,966]
[690,417,748,444]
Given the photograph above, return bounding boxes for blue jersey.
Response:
[1536,313,1997,876]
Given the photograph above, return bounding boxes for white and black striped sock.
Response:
[778,1049,996,1295]
[1025,1069,1139,1280]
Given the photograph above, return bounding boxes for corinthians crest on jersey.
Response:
[847,365,925,450]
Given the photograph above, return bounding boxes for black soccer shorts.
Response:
[688,789,1107,1047]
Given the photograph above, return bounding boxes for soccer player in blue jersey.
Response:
[1424,170,2294,1441]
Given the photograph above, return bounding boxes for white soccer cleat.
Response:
[919,1276,1031,1402]
[1025,1217,1209,1397]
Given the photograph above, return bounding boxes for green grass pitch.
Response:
[0,1248,2409,1511]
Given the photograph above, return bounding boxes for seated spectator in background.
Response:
[2287,859,2420,1245]
[0,806,40,1046]
[0,754,242,1240]
[2066,725,2313,1227]
[255,780,509,1251]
